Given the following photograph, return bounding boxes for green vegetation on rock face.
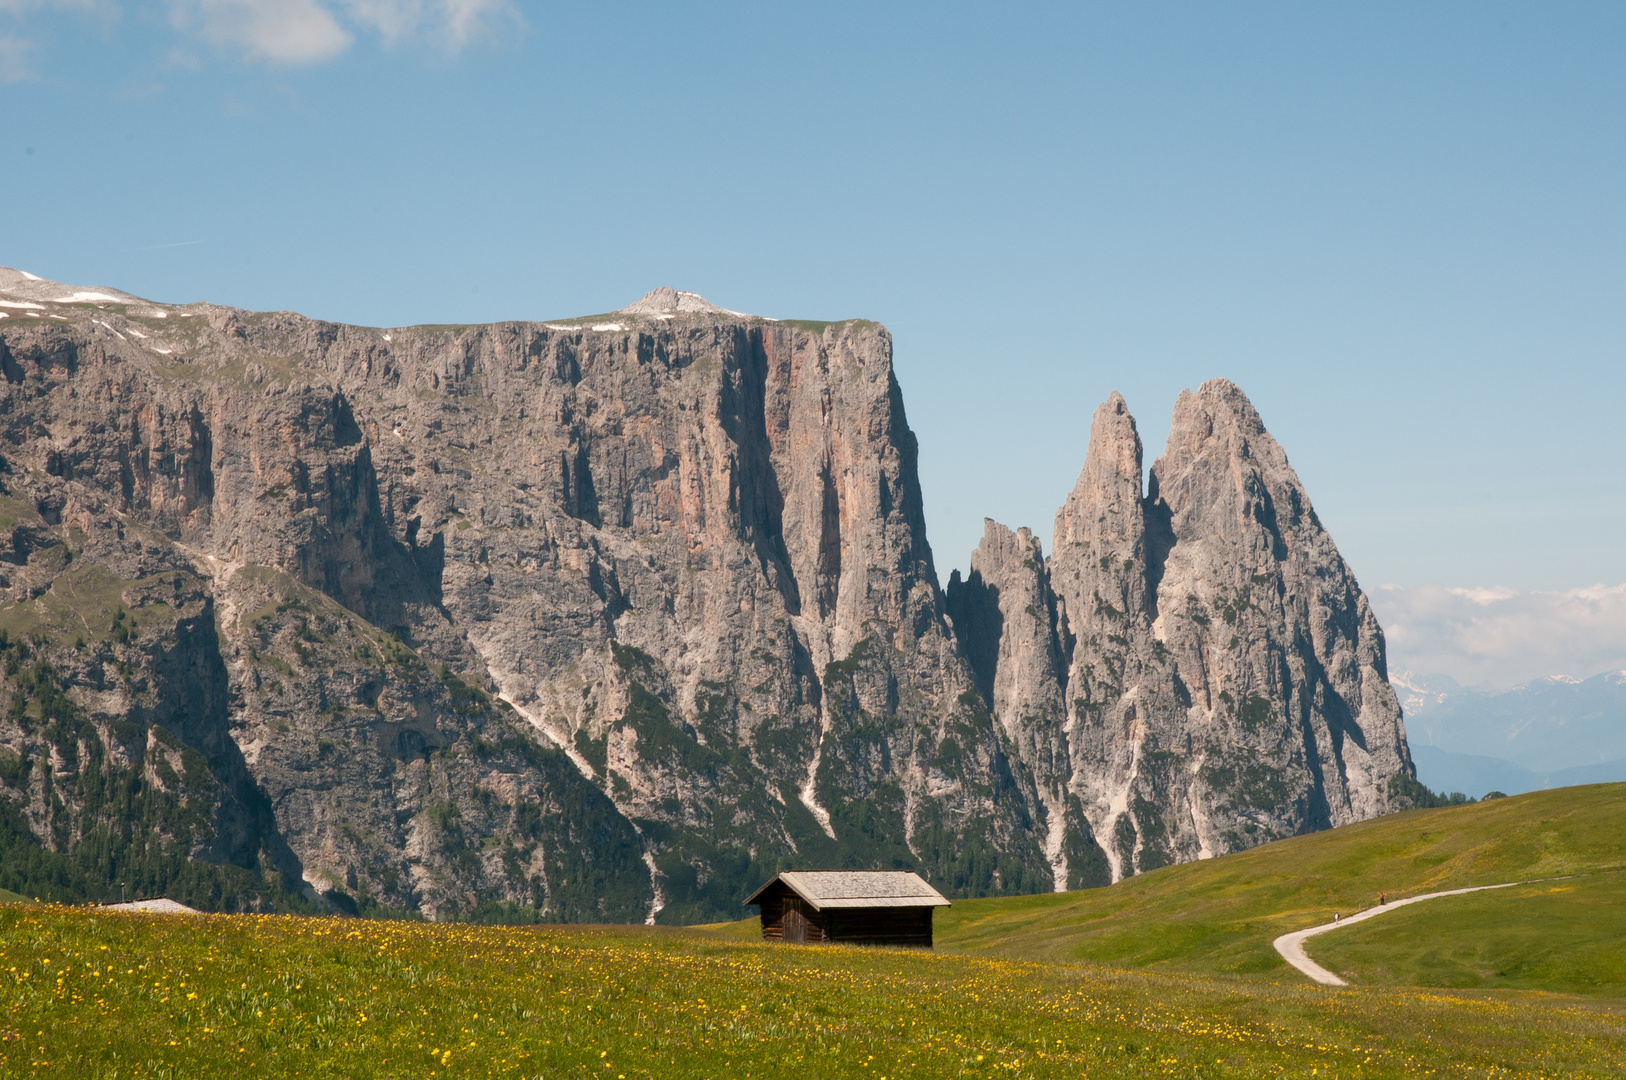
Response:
[0,522,656,924]
[0,564,197,652]
[934,783,1626,979]
[776,319,870,334]
[224,565,654,925]
[811,638,1055,902]
[3,905,1621,1079]
[0,493,45,533]
[0,633,309,913]
[619,683,712,771]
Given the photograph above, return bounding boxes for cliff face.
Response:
[0,273,1051,921]
[0,268,1416,917]
[954,382,1415,882]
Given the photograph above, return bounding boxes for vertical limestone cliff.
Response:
[961,381,1415,883]
[0,273,1051,920]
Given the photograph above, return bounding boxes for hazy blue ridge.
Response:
[1411,744,1626,799]
[1402,669,1626,775]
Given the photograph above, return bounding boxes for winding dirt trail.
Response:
[1273,881,1529,986]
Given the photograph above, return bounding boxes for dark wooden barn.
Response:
[744,871,951,948]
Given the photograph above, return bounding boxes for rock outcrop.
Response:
[955,383,1415,882]
[0,269,1418,917]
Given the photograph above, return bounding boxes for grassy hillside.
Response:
[6,904,1624,1078]
[934,783,1626,976]
[1310,872,1626,995]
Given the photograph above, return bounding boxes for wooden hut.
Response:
[744,871,950,948]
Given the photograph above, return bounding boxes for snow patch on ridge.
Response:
[0,266,147,308]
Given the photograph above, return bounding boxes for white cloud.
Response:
[0,33,29,81]
[338,0,517,50]
[1370,582,1626,689]
[434,0,514,50]
[3,0,514,69]
[171,0,352,64]
[166,0,516,63]
[337,0,420,43]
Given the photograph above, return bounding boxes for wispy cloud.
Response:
[3,0,516,72]
[168,0,516,64]
[341,0,515,49]
[0,32,30,81]
[432,0,514,50]
[1370,582,1626,689]
[0,0,116,81]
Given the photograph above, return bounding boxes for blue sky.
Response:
[5,2,1625,680]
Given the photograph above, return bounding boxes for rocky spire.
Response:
[947,520,1103,890]
[1046,393,1186,879]
[1146,378,1412,832]
[1050,390,1155,640]
[970,381,1415,883]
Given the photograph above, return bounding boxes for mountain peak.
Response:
[618,286,746,318]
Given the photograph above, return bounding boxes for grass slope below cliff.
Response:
[6,903,1624,1079]
[933,784,1626,980]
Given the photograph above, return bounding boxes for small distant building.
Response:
[744,871,950,948]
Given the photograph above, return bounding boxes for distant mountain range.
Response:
[1395,670,1626,797]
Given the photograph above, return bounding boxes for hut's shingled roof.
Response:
[743,871,950,910]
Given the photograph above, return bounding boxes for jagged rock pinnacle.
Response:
[958,381,1413,885]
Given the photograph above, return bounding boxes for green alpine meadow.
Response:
[5,784,1624,1077]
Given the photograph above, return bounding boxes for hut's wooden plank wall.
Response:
[826,907,934,948]
[755,884,936,948]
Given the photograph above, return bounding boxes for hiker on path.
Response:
[1379,892,1386,905]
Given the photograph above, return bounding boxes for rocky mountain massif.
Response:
[947,389,1414,882]
[0,270,1418,922]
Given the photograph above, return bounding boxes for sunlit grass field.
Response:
[1309,872,1626,995]
[4,903,1625,1079]
[933,784,1626,977]
[5,785,1624,1076]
